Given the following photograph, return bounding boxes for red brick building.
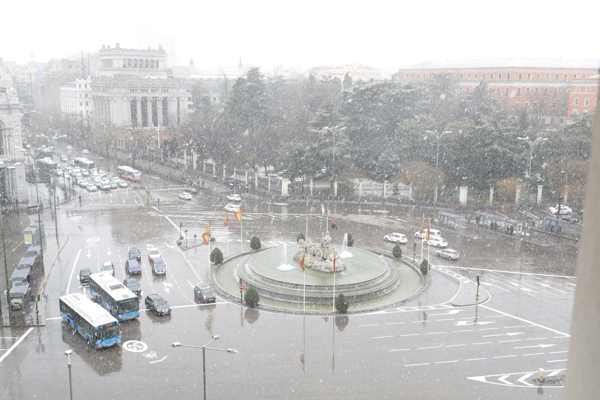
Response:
[394,67,598,120]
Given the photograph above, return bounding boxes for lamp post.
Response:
[426,129,452,205]
[517,136,548,179]
[65,349,73,400]
[1,199,9,316]
[172,335,238,400]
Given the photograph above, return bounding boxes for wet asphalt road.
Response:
[0,160,577,400]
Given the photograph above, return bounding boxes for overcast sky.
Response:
[2,0,599,70]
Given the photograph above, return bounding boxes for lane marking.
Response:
[547,359,568,363]
[464,357,488,362]
[434,360,459,365]
[65,249,82,294]
[0,328,34,364]
[417,345,443,350]
[389,348,410,352]
[480,304,570,337]
[405,362,430,367]
[493,354,517,359]
[445,343,466,348]
[549,350,568,354]
[439,265,575,279]
[372,336,393,340]
[522,352,545,357]
[472,341,493,345]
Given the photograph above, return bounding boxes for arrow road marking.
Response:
[467,368,566,388]
[515,344,555,350]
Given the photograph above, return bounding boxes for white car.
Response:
[82,149,90,154]
[227,193,242,202]
[118,180,129,188]
[549,204,572,215]
[224,203,241,212]
[178,192,193,201]
[383,232,408,244]
[425,237,448,248]
[415,228,443,240]
[435,248,460,261]
[86,184,98,192]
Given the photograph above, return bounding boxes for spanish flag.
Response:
[234,208,242,222]
[299,255,305,271]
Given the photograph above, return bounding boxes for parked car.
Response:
[79,268,92,285]
[99,182,112,191]
[435,248,460,261]
[194,285,216,304]
[178,191,193,201]
[226,193,242,202]
[549,204,573,215]
[118,180,129,188]
[100,261,115,276]
[145,294,171,316]
[414,228,443,240]
[86,184,98,192]
[149,254,167,275]
[185,186,199,194]
[383,232,408,244]
[9,280,31,311]
[123,278,142,297]
[224,203,240,212]
[425,237,449,248]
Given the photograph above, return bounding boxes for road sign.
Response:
[123,340,148,353]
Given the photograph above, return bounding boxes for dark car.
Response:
[194,285,216,304]
[9,281,31,311]
[144,294,171,316]
[79,268,92,285]
[149,255,167,275]
[123,278,142,297]
[126,247,142,275]
[128,247,142,262]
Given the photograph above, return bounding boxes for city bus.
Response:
[36,157,57,174]
[117,165,142,182]
[74,157,95,170]
[88,272,140,321]
[59,293,121,349]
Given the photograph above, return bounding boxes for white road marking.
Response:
[456,320,494,326]
[0,328,33,363]
[389,348,410,352]
[445,343,466,348]
[372,336,393,340]
[547,359,568,363]
[481,304,570,337]
[424,331,447,335]
[499,339,523,344]
[464,357,488,362]
[65,249,82,294]
[434,359,459,365]
[440,265,575,279]
[516,344,555,350]
[483,332,524,338]
[493,354,517,359]
[549,350,568,354]
[405,362,430,367]
[472,341,493,345]
[417,345,443,350]
[149,355,169,364]
[522,352,545,357]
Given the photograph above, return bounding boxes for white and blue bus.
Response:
[59,293,121,349]
[117,165,142,182]
[74,157,95,170]
[88,272,140,321]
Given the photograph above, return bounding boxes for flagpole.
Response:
[332,250,336,314]
[240,211,243,252]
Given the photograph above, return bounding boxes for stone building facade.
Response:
[0,61,29,206]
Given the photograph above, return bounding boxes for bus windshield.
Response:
[99,323,120,339]
[118,299,139,313]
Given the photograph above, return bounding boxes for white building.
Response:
[0,60,29,206]
[59,76,93,124]
[97,43,168,78]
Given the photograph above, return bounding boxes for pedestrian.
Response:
[78,195,82,207]
[157,198,160,209]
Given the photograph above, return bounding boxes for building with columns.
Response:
[0,60,29,207]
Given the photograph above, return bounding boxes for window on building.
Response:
[141,97,149,127]
[151,98,158,127]
[162,97,169,126]
[574,97,579,106]
[130,99,138,127]
[584,97,589,107]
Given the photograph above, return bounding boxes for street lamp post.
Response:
[517,136,548,179]
[427,130,452,205]
[172,335,238,400]
[65,349,73,400]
